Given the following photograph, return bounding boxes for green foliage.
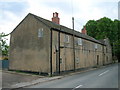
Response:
[85,20,97,38]
[0,32,9,56]
[85,17,120,61]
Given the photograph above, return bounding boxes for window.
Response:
[106,56,108,62]
[78,38,82,45]
[95,44,97,49]
[60,58,62,64]
[76,57,79,64]
[38,28,43,37]
[64,35,69,43]
[106,48,107,53]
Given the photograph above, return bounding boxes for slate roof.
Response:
[30,13,105,45]
[11,13,105,45]
[98,40,105,44]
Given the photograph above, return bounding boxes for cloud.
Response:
[118,1,120,20]
[0,0,26,2]
[0,0,119,44]
[0,2,28,15]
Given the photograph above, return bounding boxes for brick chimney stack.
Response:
[52,12,60,24]
[81,26,87,35]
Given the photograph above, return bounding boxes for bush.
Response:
[2,56,8,60]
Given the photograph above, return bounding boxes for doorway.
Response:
[97,55,99,65]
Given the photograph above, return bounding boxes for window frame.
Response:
[95,44,98,49]
[38,28,43,37]
[78,38,82,45]
[64,35,69,43]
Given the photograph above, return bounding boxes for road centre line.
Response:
[75,85,83,88]
[98,70,109,76]
[72,85,83,90]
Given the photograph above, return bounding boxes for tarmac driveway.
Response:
[1,70,43,88]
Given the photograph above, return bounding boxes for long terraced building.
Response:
[9,12,112,75]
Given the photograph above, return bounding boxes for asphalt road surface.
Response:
[27,63,119,88]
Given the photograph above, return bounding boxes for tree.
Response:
[85,20,97,38]
[0,32,9,58]
[113,20,120,61]
[85,17,120,62]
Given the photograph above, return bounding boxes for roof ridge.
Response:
[28,13,105,45]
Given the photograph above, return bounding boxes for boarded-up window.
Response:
[64,35,69,43]
[76,57,79,64]
[95,44,98,49]
[78,38,82,45]
[38,28,43,37]
[60,58,62,64]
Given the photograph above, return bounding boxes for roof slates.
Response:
[30,13,105,45]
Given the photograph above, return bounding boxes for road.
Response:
[27,63,119,88]
[0,70,2,89]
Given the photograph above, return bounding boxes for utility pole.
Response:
[72,17,75,71]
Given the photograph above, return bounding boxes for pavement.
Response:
[1,70,63,89]
[11,75,62,89]
[2,70,42,88]
[27,63,119,88]
[1,63,119,89]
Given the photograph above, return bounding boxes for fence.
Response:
[0,60,9,69]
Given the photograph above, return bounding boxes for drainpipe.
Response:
[58,30,60,74]
[103,46,105,65]
[50,28,53,76]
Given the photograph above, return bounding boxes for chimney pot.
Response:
[52,12,60,24]
[81,26,87,35]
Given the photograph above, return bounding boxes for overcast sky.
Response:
[0,0,119,44]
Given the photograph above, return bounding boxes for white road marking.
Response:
[75,85,83,88]
[98,70,109,76]
[72,85,83,90]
